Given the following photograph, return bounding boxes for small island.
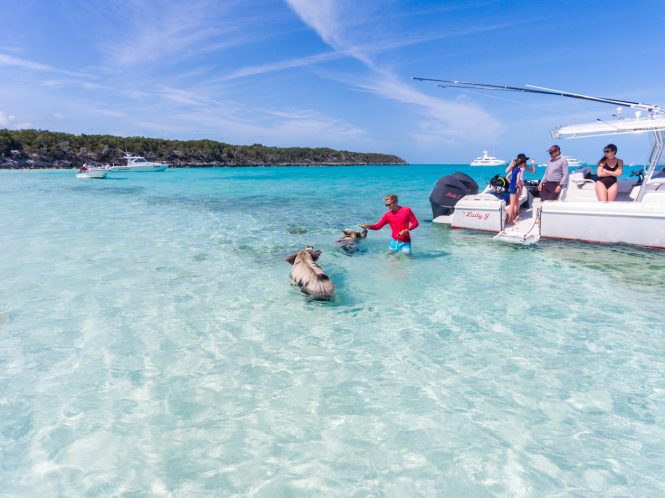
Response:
[0,129,406,168]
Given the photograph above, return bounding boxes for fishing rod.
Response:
[436,84,556,94]
[412,77,662,113]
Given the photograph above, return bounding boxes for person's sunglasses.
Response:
[385,203,393,207]
[604,149,613,153]
[549,150,557,155]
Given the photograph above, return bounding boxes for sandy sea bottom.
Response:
[1,165,664,496]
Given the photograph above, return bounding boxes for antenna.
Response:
[596,118,621,130]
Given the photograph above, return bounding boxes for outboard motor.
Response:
[429,172,479,218]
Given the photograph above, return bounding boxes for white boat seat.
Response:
[647,177,665,187]
[574,165,593,177]
[617,179,635,193]
[571,178,595,188]
[642,192,665,205]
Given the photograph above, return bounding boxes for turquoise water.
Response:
[1,165,664,496]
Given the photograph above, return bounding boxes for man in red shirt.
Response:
[361,193,419,255]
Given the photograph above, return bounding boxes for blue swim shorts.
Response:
[389,238,412,254]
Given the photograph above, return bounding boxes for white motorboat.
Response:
[75,165,108,179]
[538,156,584,167]
[422,79,665,249]
[563,156,584,167]
[470,150,506,166]
[108,153,168,172]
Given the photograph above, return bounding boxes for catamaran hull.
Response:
[108,165,168,172]
[441,195,665,249]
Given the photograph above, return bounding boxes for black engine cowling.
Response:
[429,172,479,218]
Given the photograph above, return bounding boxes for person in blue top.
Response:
[505,153,529,224]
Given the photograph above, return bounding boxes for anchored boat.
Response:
[108,153,168,172]
[539,155,584,167]
[470,150,506,166]
[417,78,665,249]
[75,164,108,179]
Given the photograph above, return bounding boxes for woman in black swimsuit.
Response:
[595,143,623,202]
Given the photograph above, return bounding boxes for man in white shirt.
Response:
[539,145,569,201]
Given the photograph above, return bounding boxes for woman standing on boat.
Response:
[595,144,623,202]
[505,156,523,224]
[505,153,535,223]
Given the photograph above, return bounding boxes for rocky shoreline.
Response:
[0,129,407,169]
[0,159,407,169]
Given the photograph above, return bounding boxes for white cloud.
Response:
[218,51,343,81]
[0,53,93,79]
[98,0,250,67]
[88,108,127,118]
[284,0,503,144]
[125,89,367,147]
[0,53,52,71]
[0,111,32,129]
[183,108,366,146]
[40,78,109,90]
[122,90,150,100]
[217,17,528,84]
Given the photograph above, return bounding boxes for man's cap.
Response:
[547,145,560,153]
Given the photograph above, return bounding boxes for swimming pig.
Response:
[285,246,334,300]
[335,228,368,255]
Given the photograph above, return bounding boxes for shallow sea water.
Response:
[1,165,664,496]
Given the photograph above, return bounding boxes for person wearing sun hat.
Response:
[515,153,536,198]
[505,153,535,223]
[539,145,569,201]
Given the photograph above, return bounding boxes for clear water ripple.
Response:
[0,165,664,496]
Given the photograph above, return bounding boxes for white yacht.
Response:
[108,153,168,172]
[422,79,665,249]
[562,155,584,167]
[470,150,506,167]
[539,155,584,167]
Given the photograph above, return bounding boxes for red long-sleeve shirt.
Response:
[366,206,419,242]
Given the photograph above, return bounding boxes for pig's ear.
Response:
[285,253,297,265]
[311,250,322,261]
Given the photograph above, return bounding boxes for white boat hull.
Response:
[541,199,665,248]
[470,161,507,166]
[76,170,108,179]
[450,195,505,231]
[108,165,167,172]
[442,192,665,249]
[435,166,665,248]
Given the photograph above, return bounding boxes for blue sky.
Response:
[1,0,664,163]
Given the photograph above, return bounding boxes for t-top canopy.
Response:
[553,116,665,139]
